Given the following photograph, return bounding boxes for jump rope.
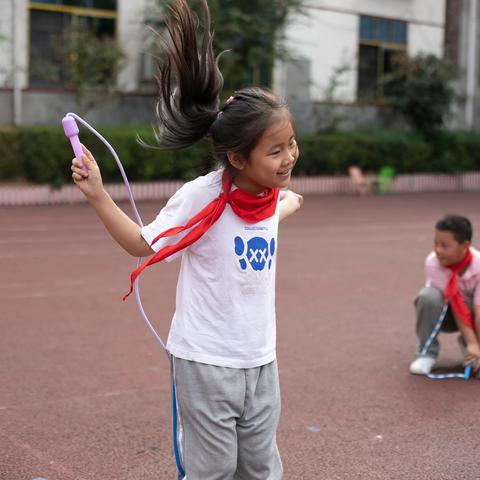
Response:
[62,112,186,476]
[419,301,474,380]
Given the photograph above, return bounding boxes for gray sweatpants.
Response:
[415,286,461,357]
[172,357,283,480]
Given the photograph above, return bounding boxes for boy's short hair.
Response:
[435,215,472,243]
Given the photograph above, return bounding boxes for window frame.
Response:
[357,15,408,102]
[28,2,117,19]
[27,1,118,89]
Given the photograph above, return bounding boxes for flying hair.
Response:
[146,0,291,177]
[152,0,224,150]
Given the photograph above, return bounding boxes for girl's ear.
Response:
[227,151,246,170]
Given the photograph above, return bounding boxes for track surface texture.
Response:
[1,192,479,480]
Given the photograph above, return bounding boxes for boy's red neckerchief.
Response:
[445,249,474,329]
[123,171,279,300]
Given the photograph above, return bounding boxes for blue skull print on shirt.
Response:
[234,236,276,271]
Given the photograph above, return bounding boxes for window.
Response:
[30,1,116,9]
[28,1,117,87]
[357,15,407,101]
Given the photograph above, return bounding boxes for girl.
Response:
[71,0,302,478]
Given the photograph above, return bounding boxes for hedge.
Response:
[294,130,480,176]
[2,125,480,186]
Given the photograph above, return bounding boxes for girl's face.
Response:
[230,115,299,194]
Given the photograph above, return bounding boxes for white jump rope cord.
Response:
[66,112,169,358]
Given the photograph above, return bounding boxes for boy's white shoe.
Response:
[409,356,436,375]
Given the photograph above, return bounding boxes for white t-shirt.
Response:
[141,169,280,368]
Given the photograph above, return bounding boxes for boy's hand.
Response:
[279,190,303,221]
[71,145,104,201]
[464,342,480,371]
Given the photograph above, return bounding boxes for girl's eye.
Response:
[270,150,281,156]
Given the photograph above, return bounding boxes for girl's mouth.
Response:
[277,168,292,177]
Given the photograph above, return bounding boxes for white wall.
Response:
[282,7,358,102]
[15,0,28,90]
[0,0,28,89]
[409,24,445,57]
[277,0,446,103]
[2,0,154,93]
[306,0,444,25]
[0,0,13,87]
[117,0,151,92]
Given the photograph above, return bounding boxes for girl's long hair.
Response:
[153,0,223,150]
[152,0,290,172]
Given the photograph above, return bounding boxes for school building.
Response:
[0,0,478,131]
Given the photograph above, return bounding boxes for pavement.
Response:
[1,191,479,479]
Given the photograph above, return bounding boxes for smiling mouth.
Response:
[277,168,292,176]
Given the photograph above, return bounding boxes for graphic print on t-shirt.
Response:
[234,236,276,271]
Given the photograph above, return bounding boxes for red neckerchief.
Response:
[444,249,474,329]
[123,171,279,300]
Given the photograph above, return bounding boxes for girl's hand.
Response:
[71,145,104,201]
[279,190,303,221]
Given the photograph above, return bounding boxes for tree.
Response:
[147,0,304,94]
[383,53,456,133]
[30,17,123,115]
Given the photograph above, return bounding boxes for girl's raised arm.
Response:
[71,145,153,258]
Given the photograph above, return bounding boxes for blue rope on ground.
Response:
[420,301,473,380]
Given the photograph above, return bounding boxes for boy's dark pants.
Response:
[415,286,461,357]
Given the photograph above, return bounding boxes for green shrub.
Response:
[3,124,211,187]
[18,127,73,187]
[295,130,431,175]
[383,54,455,133]
[2,125,480,186]
[0,128,20,181]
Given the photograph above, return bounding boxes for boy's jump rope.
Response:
[419,302,473,380]
[62,112,474,389]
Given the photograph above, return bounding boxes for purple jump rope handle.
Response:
[62,116,87,172]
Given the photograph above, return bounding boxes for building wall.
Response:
[275,0,446,107]
[450,0,480,131]
[0,0,450,129]
[117,0,151,92]
[0,0,13,87]
[279,8,358,103]
[408,23,444,57]
[0,0,29,89]
[0,0,155,125]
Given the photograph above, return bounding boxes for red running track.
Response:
[1,192,479,480]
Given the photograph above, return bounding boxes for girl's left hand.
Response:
[279,190,303,221]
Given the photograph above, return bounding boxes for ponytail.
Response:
[148,0,292,179]
[152,0,223,150]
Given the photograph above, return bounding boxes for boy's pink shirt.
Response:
[425,247,480,306]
